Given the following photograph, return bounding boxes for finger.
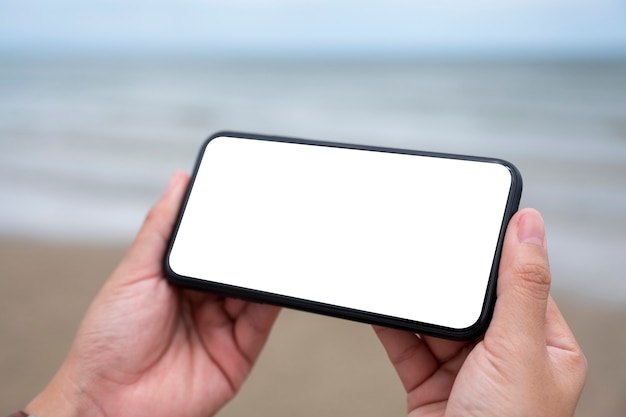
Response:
[234,302,281,365]
[224,297,248,319]
[135,170,190,256]
[489,208,551,346]
[545,295,581,353]
[119,170,190,278]
[544,296,588,388]
[420,335,471,363]
[373,326,439,393]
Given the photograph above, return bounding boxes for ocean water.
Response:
[1,57,625,303]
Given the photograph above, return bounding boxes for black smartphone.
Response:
[164,131,522,340]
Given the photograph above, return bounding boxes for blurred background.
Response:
[1,1,625,416]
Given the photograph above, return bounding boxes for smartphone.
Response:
[165,131,522,340]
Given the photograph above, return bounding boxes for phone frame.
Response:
[164,131,523,340]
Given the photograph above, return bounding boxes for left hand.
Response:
[27,171,281,417]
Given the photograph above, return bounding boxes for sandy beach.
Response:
[1,238,624,417]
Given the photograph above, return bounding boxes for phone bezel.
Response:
[164,131,523,340]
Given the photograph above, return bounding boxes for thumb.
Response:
[115,170,190,281]
[489,208,551,345]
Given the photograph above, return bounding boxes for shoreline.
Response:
[1,238,624,417]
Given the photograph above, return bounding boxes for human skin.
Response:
[375,208,588,417]
[26,171,281,417]
[25,173,586,417]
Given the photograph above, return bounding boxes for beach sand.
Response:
[1,239,624,417]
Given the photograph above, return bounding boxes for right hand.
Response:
[375,208,587,417]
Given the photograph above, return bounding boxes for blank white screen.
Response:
[169,136,513,329]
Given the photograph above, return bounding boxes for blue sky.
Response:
[1,0,625,57]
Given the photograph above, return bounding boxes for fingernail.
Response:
[517,210,546,247]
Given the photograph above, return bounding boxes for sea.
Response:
[1,56,625,304]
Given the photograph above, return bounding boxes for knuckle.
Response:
[570,348,588,377]
[560,348,588,394]
[513,260,552,298]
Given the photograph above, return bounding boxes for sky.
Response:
[1,0,625,58]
